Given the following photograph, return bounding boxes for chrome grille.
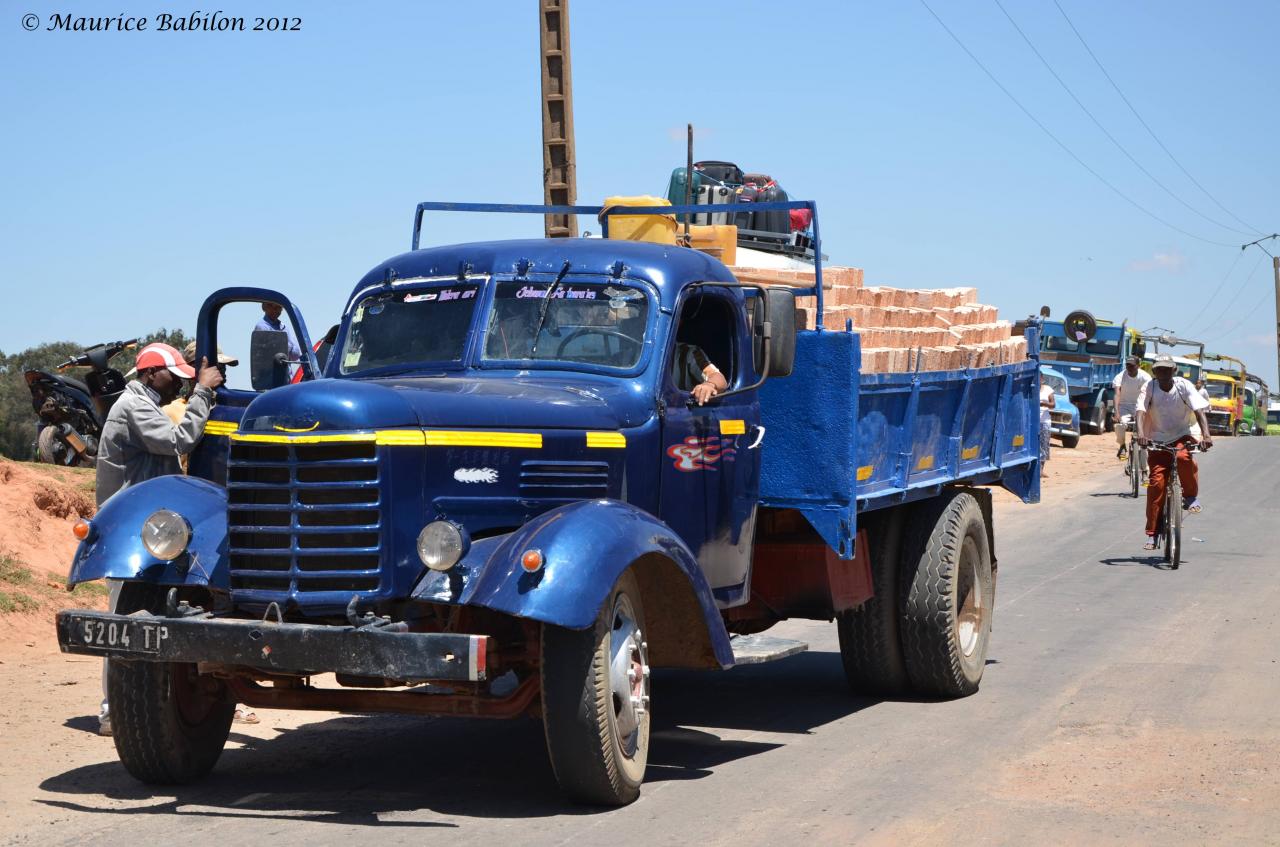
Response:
[519,460,609,500]
[227,441,383,601]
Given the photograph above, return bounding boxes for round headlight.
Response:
[417,521,468,571]
[141,509,190,561]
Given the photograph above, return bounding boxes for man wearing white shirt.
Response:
[1112,356,1152,461]
[1136,356,1213,550]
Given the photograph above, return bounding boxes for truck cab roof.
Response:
[351,238,739,315]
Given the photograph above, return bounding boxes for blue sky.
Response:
[2,1,1276,385]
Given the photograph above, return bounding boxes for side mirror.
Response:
[250,330,291,390]
[760,287,796,378]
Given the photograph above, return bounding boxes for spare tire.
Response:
[1063,310,1097,342]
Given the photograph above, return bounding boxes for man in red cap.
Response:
[95,342,223,506]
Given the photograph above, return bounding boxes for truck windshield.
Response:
[1042,374,1067,395]
[1084,336,1121,356]
[482,280,649,369]
[1205,381,1233,399]
[1043,336,1080,353]
[339,283,481,374]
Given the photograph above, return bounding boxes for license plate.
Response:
[67,615,170,654]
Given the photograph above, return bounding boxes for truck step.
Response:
[729,634,809,666]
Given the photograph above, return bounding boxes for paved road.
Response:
[10,438,1280,845]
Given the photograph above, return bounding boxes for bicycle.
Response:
[1145,439,1205,569]
[1120,416,1146,498]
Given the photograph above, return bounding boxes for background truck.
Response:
[1196,353,1248,436]
[1033,310,1142,434]
[56,199,1041,806]
[1040,365,1081,448]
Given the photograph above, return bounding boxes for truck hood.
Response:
[239,375,644,433]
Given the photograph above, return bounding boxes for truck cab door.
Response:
[187,287,320,486]
[658,287,762,608]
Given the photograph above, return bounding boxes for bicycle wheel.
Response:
[1168,482,1182,569]
[1128,446,1140,498]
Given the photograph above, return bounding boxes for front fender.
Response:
[68,476,229,590]
[413,499,734,668]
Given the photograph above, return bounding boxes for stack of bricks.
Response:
[728,264,1027,373]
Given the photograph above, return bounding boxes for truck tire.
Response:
[898,490,994,698]
[107,585,235,784]
[541,570,649,806]
[836,510,908,695]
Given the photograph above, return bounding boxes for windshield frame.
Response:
[334,276,489,378]
[476,274,661,378]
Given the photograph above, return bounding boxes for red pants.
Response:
[1145,437,1199,534]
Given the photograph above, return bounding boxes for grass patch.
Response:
[0,554,35,586]
[70,581,110,599]
[0,590,40,613]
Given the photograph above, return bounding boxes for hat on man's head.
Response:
[135,343,195,379]
[1151,354,1177,371]
[182,341,239,367]
[1126,355,1140,365]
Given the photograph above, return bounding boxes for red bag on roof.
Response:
[789,208,812,232]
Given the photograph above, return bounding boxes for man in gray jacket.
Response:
[95,341,223,506]
[95,341,223,734]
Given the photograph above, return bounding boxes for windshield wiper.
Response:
[529,260,572,359]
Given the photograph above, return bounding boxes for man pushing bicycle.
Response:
[1136,355,1212,550]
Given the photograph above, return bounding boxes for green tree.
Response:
[0,328,190,461]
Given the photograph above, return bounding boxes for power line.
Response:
[994,0,1255,239]
[1201,285,1270,346]
[1051,0,1266,237]
[1194,251,1267,343]
[917,0,1236,248]
[1179,249,1244,337]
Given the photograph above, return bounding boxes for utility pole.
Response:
[1241,234,1280,395]
[539,0,577,238]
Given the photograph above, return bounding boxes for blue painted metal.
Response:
[68,476,229,589]
[1041,366,1081,439]
[411,499,735,666]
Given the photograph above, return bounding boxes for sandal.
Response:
[234,707,260,725]
[1187,500,1202,514]
[1143,538,1157,551]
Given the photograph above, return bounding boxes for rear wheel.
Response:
[1128,448,1140,498]
[541,570,650,806]
[836,510,908,696]
[898,491,994,698]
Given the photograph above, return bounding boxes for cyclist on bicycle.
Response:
[1112,355,1152,465]
[1136,355,1212,550]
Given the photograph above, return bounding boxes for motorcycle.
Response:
[24,339,137,467]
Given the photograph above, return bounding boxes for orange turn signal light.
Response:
[520,549,544,573]
[72,519,92,541]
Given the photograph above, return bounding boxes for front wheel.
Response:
[1167,483,1182,569]
[541,570,650,806]
[898,490,995,698]
[1060,434,1080,449]
[108,659,236,784]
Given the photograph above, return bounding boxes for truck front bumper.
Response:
[56,609,490,682]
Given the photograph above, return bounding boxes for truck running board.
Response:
[729,634,808,666]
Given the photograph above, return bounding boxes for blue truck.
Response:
[1040,366,1081,448]
[1033,312,1141,434]
[57,200,1041,805]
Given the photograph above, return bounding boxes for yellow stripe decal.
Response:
[586,432,627,449]
[204,421,238,436]
[1012,434,1026,448]
[230,429,543,448]
[231,432,379,445]
[719,419,746,435]
[914,455,935,471]
[423,431,543,449]
[961,445,980,460]
[273,421,320,433]
[856,465,874,481]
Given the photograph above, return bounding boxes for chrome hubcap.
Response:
[608,594,649,758]
[955,538,984,658]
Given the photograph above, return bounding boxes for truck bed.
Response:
[758,327,1041,558]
